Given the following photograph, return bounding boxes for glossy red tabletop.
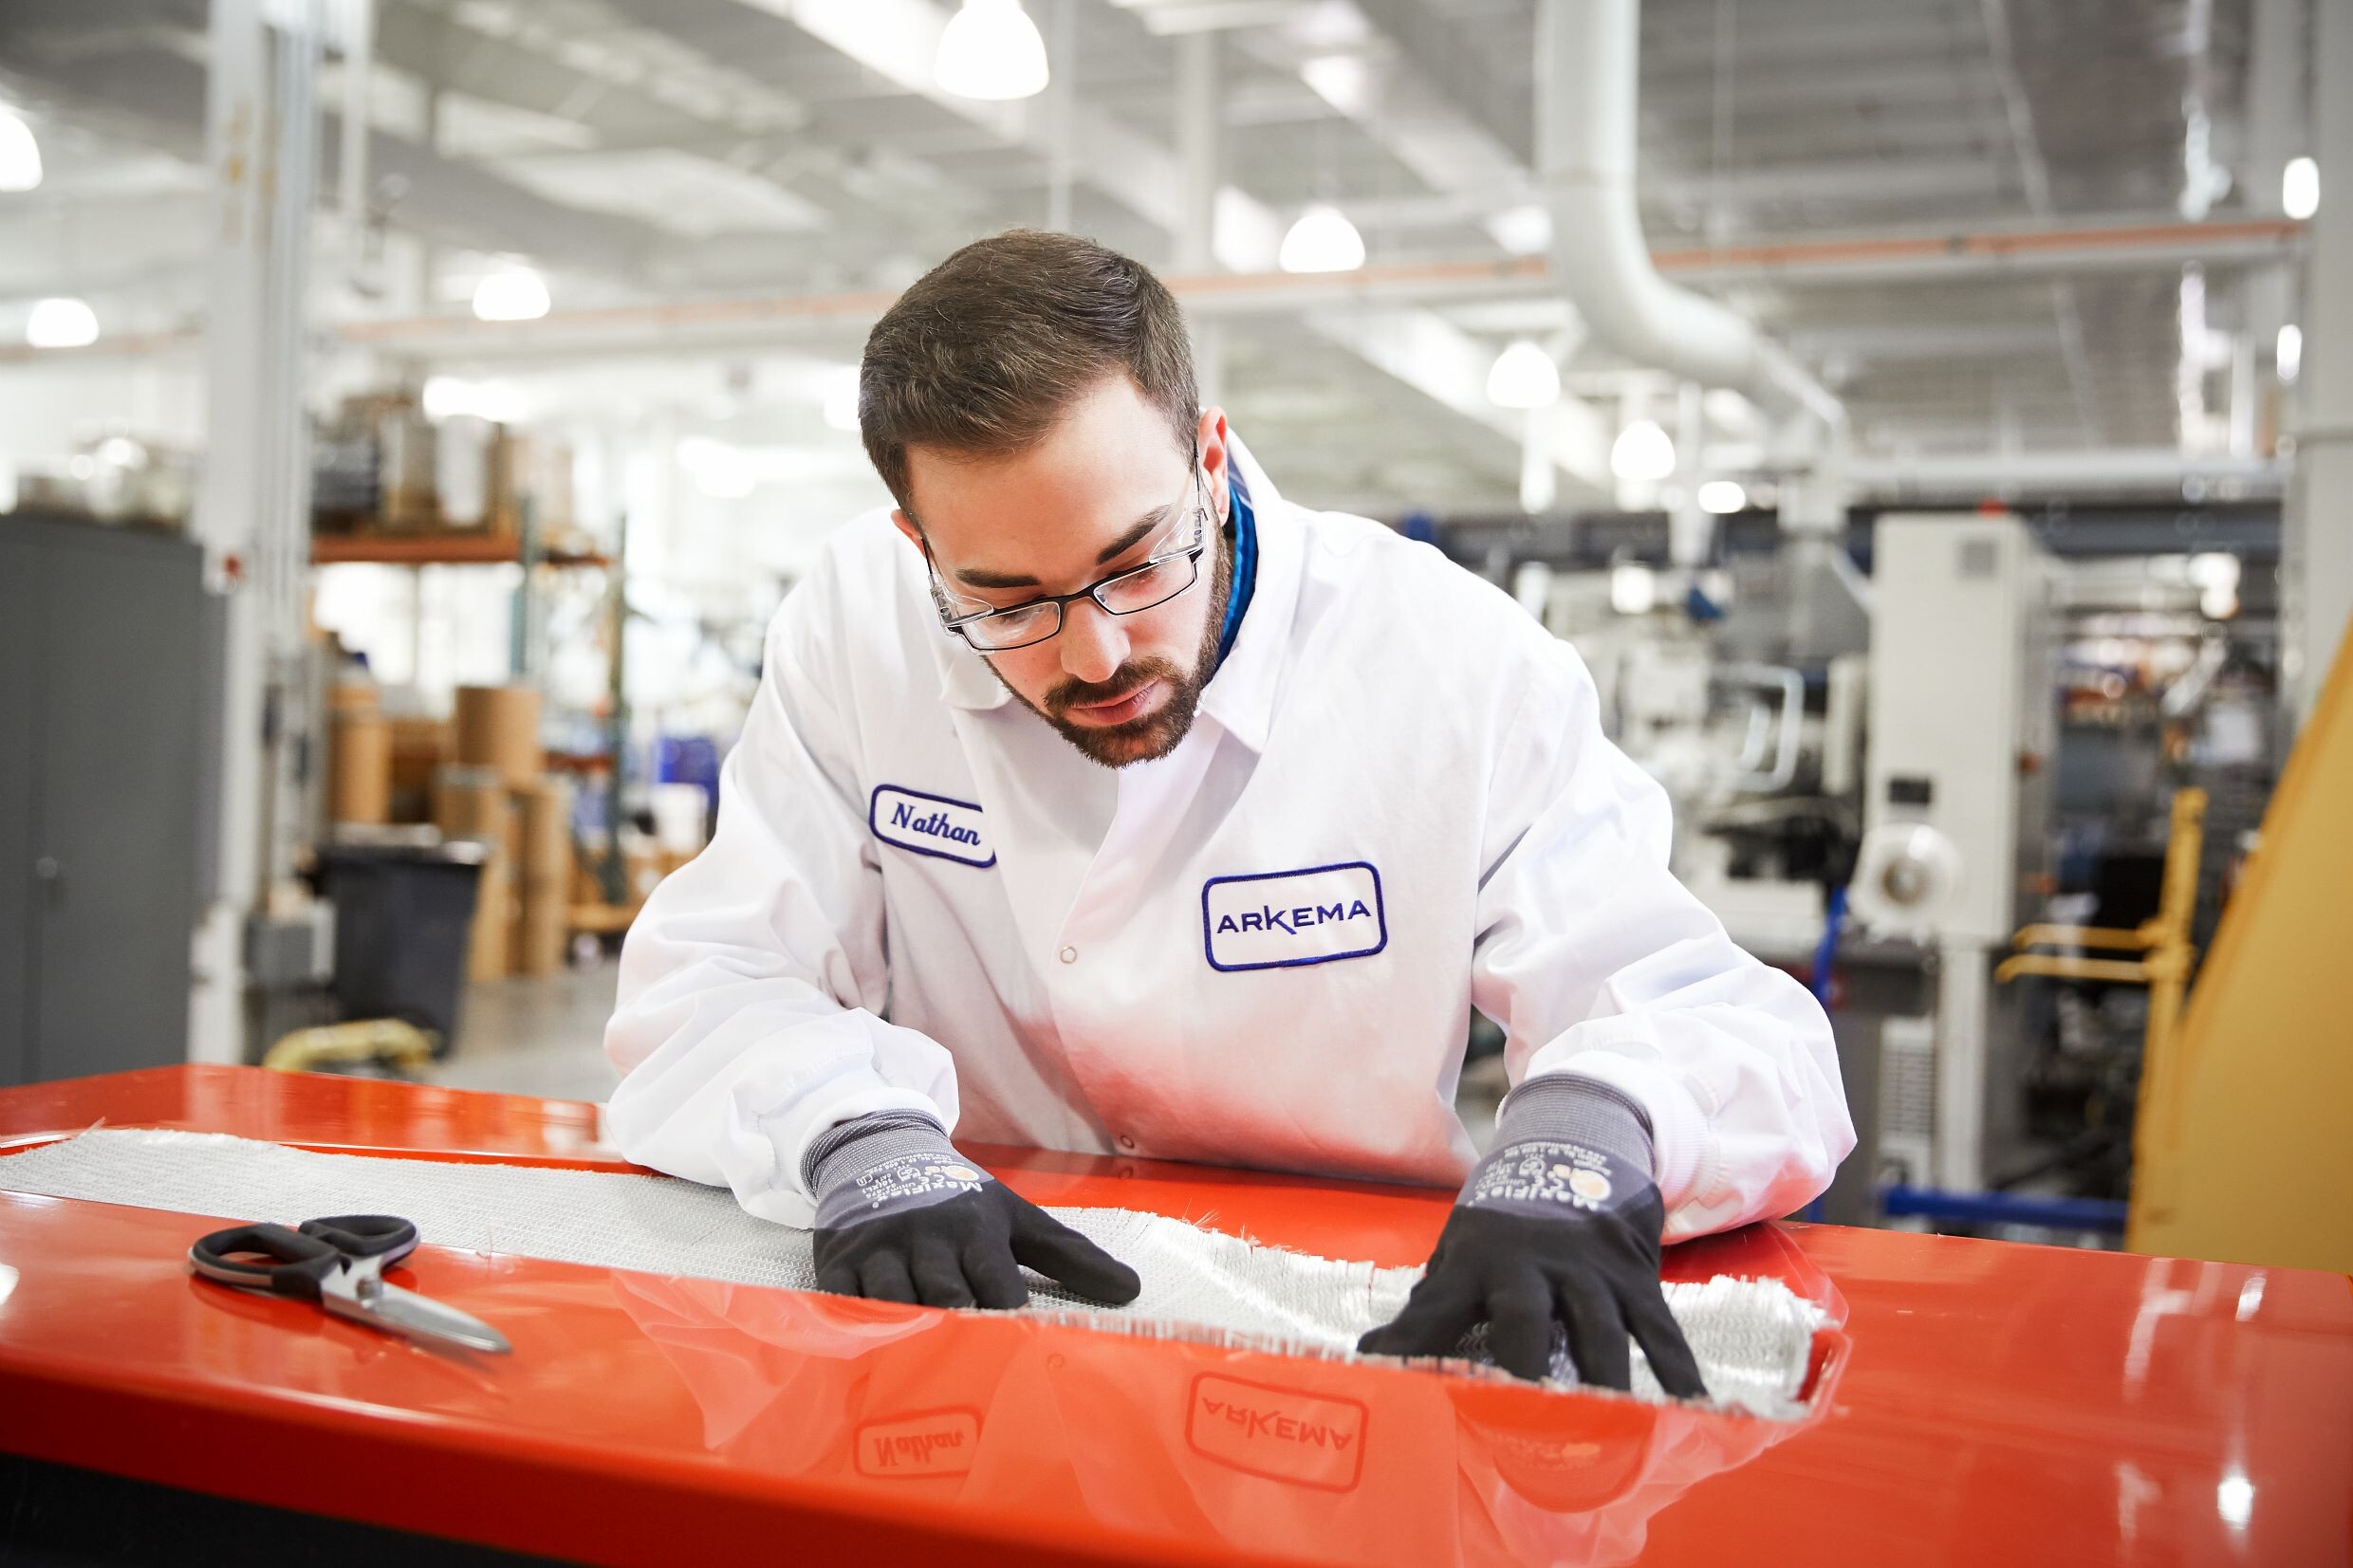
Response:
[1,1067,2346,1566]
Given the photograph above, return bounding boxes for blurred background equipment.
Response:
[0,0,2346,1266]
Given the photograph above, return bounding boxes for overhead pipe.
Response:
[1536,0,1846,435]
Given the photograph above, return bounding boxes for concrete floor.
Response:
[431,958,1509,1156]
[428,962,623,1104]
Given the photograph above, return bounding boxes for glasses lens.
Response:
[1097,553,1199,616]
[961,603,1059,651]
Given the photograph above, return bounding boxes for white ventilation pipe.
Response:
[1537,0,1845,435]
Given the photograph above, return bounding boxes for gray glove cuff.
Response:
[1466,1074,1658,1214]
[1495,1074,1655,1174]
[803,1110,990,1230]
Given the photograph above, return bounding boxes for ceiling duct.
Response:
[1536,0,1845,437]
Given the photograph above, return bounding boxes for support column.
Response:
[188,0,270,1068]
[2287,0,2352,726]
[1174,29,1224,405]
[187,0,324,1067]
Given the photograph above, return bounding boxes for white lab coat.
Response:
[604,440,1855,1235]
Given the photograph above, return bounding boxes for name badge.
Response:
[1202,861,1386,972]
[870,784,996,868]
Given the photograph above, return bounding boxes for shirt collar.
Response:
[1195,433,1295,755]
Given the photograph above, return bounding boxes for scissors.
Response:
[188,1213,511,1355]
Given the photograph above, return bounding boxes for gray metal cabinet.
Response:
[1,514,209,1087]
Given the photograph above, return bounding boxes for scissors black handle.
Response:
[189,1214,420,1301]
[300,1213,419,1264]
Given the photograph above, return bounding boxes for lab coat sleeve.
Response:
[602,599,958,1231]
[1469,637,1857,1240]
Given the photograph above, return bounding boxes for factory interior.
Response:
[2,0,2350,1562]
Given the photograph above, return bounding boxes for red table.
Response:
[1,1066,2346,1565]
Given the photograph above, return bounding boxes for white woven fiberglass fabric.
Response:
[1,1129,1820,1418]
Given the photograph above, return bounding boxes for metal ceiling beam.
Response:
[5,216,2307,365]
[0,30,664,278]
[1344,0,1531,163]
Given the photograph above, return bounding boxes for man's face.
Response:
[895,376,1232,768]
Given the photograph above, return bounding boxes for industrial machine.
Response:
[1510,509,2094,1223]
[1849,513,2059,1195]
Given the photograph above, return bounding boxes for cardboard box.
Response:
[513,883,569,976]
[513,777,574,885]
[453,686,544,789]
[387,718,452,822]
[326,711,392,825]
[435,766,517,981]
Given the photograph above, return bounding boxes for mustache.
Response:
[1045,658,1182,715]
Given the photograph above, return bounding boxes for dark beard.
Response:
[1001,526,1234,768]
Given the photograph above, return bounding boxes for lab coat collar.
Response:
[928,430,1296,741]
[1195,434,1295,755]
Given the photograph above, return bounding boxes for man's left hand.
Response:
[1357,1076,1707,1397]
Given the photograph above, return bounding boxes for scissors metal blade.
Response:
[324,1270,511,1355]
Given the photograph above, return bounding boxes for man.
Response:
[604,230,1854,1395]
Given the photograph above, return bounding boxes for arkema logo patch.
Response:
[1202,861,1385,971]
[870,784,995,868]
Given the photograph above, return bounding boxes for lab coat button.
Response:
[1058,946,1078,964]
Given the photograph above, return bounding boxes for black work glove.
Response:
[1358,1076,1707,1398]
[804,1111,1141,1310]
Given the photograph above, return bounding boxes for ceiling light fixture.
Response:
[1696,479,1748,515]
[1485,341,1560,409]
[472,265,550,323]
[1278,205,1364,274]
[26,297,99,348]
[936,0,1051,101]
[1609,419,1677,483]
[0,107,42,193]
[2282,157,2319,221]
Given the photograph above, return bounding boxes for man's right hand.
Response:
[805,1112,1141,1309]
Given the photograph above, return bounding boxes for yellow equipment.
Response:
[1998,785,2206,1068]
[2123,626,2353,1274]
[261,1019,437,1076]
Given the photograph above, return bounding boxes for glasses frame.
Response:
[920,457,1214,653]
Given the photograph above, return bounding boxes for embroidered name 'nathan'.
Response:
[868,784,995,868]
[890,802,982,849]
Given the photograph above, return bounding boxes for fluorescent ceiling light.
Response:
[2282,157,2319,221]
[1696,479,1748,515]
[1299,54,1372,117]
[0,108,41,193]
[1485,341,1560,409]
[472,266,550,323]
[823,365,862,433]
[1609,419,1677,483]
[2277,323,2302,383]
[26,297,99,348]
[936,0,1050,101]
[1278,206,1364,274]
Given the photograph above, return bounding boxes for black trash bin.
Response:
[314,842,487,1056]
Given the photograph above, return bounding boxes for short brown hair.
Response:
[859,230,1198,512]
